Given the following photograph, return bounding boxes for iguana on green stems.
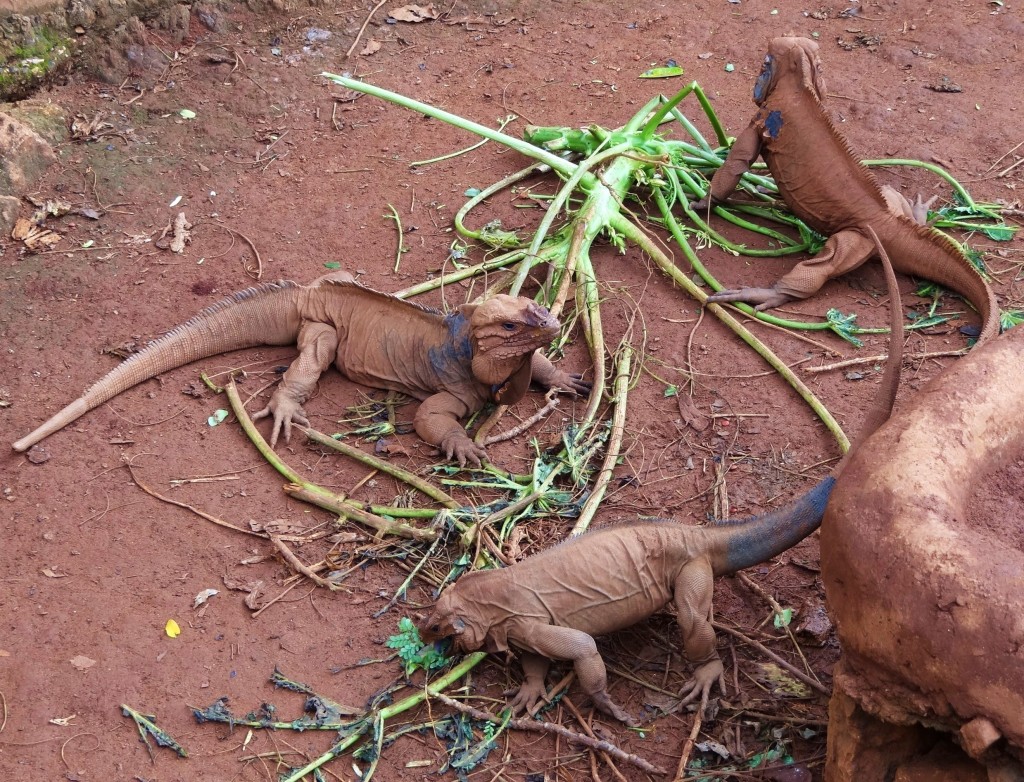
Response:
[693,37,999,344]
[419,235,906,725]
[11,272,588,464]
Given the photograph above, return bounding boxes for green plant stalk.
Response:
[640,82,728,146]
[392,247,532,299]
[862,158,987,213]
[322,74,583,180]
[224,382,436,539]
[569,343,632,536]
[304,427,460,508]
[283,484,438,541]
[280,652,488,782]
[455,161,546,243]
[411,113,517,167]
[607,213,850,451]
[508,140,634,296]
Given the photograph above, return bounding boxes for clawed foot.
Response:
[706,287,796,312]
[440,432,488,468]
[549,371,592,396]
[910,194,939,226]
[252,392,310,447]
[678,659,726,707]
[590,691,639,727]
[506,680,549,716]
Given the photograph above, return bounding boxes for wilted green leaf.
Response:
[639,66,685,79]
[121,704,188,758]
[825,309,863,347]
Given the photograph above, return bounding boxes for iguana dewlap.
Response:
[420,236,907,726]
[697,36,999,344]
[11,272,588,465]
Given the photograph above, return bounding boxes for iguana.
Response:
[11,272,588,464]
[693,36,999,344]
[419,237,906,725]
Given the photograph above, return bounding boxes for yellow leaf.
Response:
[165,619,181,638]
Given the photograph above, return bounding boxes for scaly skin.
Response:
[695,37,999,344]
[419,241,905,725]
[11,271,588,464]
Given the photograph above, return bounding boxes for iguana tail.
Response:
[12,280,304,452]
[712,225,904,575]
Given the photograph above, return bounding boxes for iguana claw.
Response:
[678,659,726,706]
[506,680,548,716]
[442,433,487,468]
[551,372,591,396]
[706,287,796,312]
[252,391,310,447]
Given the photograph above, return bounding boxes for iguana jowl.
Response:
[11,272,588,464]
[695,37,999,344]
[420,232,907,725]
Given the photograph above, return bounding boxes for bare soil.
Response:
[1,1,1022,780]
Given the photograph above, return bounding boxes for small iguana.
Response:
[11,272,588,464]
[419,242,906,725]
[693,37,999,344]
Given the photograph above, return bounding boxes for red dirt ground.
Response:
[1,1,1022,780]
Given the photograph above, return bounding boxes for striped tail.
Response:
[12,280,304,452]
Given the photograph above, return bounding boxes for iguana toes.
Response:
[419,247,906,725]
[11,272,589,464]
[694,37,999,344]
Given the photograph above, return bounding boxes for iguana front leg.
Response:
[673,558,726,705]
[707,228,877,312]
[253,321,339,447]
[508,624,637,725]
[415,391,487,467]
[690,123,764,212]
[530,353,591,396]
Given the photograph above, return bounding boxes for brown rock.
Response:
[0,111,57,196]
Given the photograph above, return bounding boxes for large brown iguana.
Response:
[419,237,906,725]
[693,36,999,344]
[11,272,588,464]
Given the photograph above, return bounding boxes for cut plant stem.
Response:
[570,342,632,536]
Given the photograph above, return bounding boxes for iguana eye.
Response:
[501,322,517,331]
[431,623,441,632]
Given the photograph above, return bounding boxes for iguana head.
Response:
[753,37,827,106]
[418,578,492,653]
[465,295,561,387]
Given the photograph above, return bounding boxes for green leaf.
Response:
[324,261,342,269]
[1000,310,1024,330]
[207,408,229,427]
[980,224,1017,242]
[772,607,794,629]
[179,109,196,120]
[825,309,864,347]
[663,385,678,398]
[639,66,685,79]
[464,187,482,197]
[386,617,450,676]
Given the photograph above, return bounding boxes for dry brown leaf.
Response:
[360,39,381,56]
[676,394,710,432]
[389,3,438,22]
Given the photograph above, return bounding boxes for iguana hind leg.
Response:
[509,623,637,725]
[708,228,877,312]
[673,558,726,705]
